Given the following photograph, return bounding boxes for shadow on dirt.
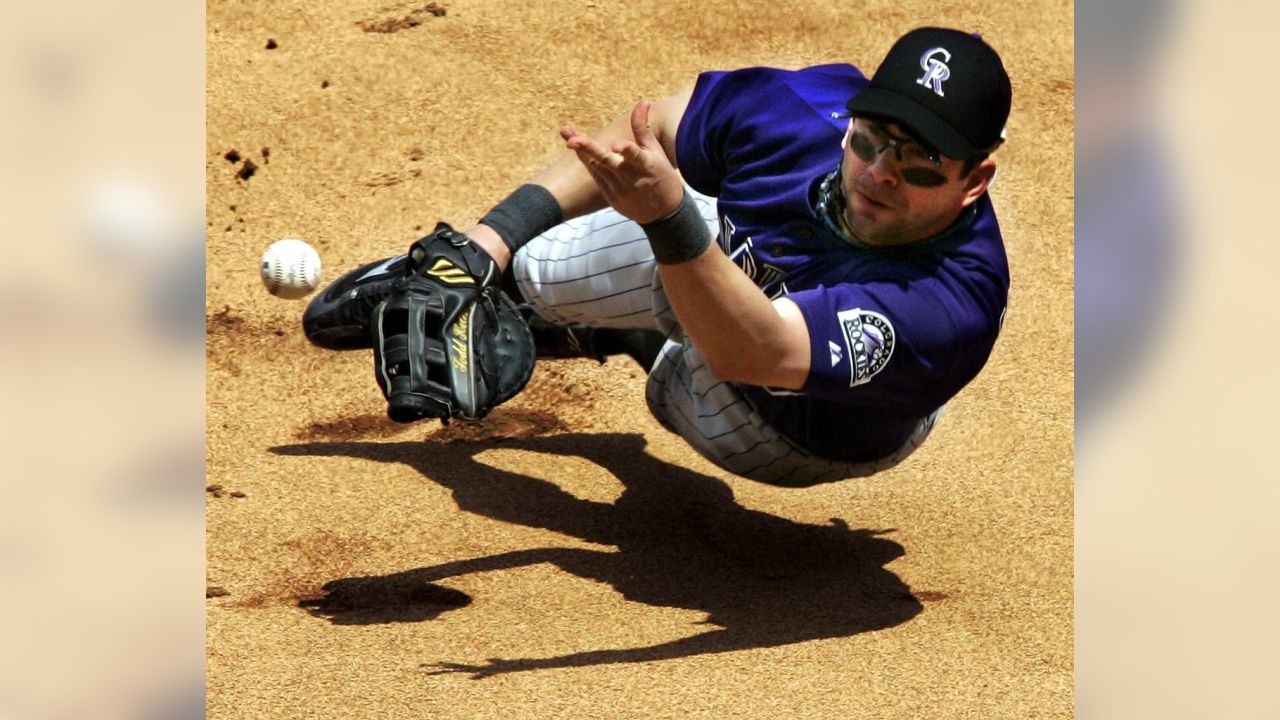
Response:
[271,433,922,678]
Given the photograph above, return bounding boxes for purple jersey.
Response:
[676,65,1010,462]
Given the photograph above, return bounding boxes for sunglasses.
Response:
[848,123,949,188]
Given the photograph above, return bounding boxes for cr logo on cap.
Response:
[917,47,952,97]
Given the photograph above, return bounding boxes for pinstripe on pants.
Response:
[512,190,943,486]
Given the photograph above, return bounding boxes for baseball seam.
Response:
[264,243,318,297]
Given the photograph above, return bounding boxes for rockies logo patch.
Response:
[835,308,895,386]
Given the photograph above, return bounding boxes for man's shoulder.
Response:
[739,62,866,78]
[686,63,869,136]
[794,62,868,79]
[702,63,867,90]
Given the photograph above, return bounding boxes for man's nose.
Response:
[865,151,899,186]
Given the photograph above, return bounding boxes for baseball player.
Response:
[304,27,1012,487]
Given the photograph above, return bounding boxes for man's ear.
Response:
[959,158,997,208]
[841,119,854,150]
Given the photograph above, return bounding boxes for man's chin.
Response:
[846,219,907,246]
[845,212,883,240]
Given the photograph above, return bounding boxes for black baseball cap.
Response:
[845,27,1012,159]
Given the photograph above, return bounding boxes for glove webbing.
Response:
[374,282,455,422]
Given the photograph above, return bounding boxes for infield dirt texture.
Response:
[206,0,1073,716]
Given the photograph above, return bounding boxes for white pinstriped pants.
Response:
[511,191,942,486]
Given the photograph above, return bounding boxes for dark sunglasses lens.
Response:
[849,131,876,162]
[852,130,947,187]
[902,167,947,187]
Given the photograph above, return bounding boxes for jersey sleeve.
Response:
[674,70,733,197]
[675,64,868,199]
[675,67,777,198]
[787,278,960,406]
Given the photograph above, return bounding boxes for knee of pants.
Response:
[511,230,661,329]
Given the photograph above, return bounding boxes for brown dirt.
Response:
[207,0,1073,717]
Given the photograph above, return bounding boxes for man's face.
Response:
[838,117,982,245]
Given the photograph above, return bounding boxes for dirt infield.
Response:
[206,0,1073,716]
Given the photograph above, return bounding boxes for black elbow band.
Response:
[640,191,712,265]
[478,184,563,254]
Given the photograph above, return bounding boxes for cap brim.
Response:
[845,88,978,159]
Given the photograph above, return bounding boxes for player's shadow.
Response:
[271,433,922,678]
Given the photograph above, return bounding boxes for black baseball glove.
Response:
[372,222,535,423]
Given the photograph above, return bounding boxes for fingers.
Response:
[564,137,621,197]
[563,126,604,164]
[630,100,658,149]
[616,141,646,167]
[564,107,663,177]
[567,132,624,169]
[581,145,622,169]
[564,107,657,172]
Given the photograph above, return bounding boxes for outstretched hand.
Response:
[563,100,686,225]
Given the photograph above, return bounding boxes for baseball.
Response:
[261,238,322,299]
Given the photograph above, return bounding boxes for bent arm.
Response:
[561,100,813,389]
[659,253,812,389]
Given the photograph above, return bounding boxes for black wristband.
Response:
[640,191,712,265]
[479,184,563,254]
